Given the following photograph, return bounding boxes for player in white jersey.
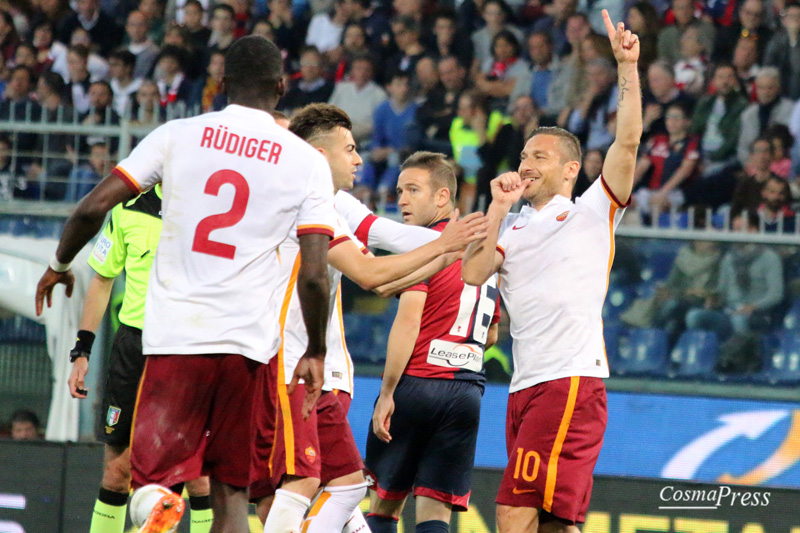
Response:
[462,11,642,533]
[35,36,336,533]
[255,104,487,533]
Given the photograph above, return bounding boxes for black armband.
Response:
[69,330,96,362]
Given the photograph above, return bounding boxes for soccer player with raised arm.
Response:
[256,104,487,533]
[35,36,336,533]
[461,11,642,533]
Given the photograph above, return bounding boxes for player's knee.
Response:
[185,476,210,497]
[369,492,404,518]
[496,504,538,533]
[255,495,275,524]
[327,470,365,487]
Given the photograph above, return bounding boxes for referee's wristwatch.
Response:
[70,330,96,362]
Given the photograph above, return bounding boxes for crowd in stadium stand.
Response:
[1,0,800,228]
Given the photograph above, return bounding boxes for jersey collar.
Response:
[223,104,278,123]
[524,193,572,214]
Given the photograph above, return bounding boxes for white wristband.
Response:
[48,256,71,273]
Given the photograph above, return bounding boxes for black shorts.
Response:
[96,324,145,446]
[365,375,482,511]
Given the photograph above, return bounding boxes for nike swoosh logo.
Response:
[512,225,527,230]
[512,487,537,494]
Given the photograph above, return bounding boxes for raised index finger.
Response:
[602,9,616,38]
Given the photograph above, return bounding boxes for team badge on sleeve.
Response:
[106,406,121,426]
[92,233,113,263]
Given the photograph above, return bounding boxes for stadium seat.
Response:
[657,212,689,229]
[763,332,800,384]
[616,328,669,375]
[670,329,719,377]
[603,285,636,322]
[639,249,677,282]
[783,299,800,330]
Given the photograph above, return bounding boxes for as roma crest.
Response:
[556,211,569,222]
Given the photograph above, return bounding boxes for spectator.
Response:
[183,0,211,50]
[412,55,465,155]
[365,70,417,192]
[31,71,75,192]
[266,0,307,59]
[475,94,539,209]
[306,0,350,55]
[634,102,701,218]
[28,0,73,40]
[627,1,661,76]
[80,80,120,149]
[471,0,522,68]
[690,63,748,177]
[657,0,716,65]
[731,137,779,214]
[60,46,92,115]
[66,141,113,200]
[165,0,207,26]
[58,0,122,56]
[686,210,784,343]
[430,9,472,68]
[642,60,695,140]
[509,31,566,122]
[163,23,204,80]
[474,29,528,109]
[567,57,617,151]
[278,46,334,113]
[386,16,427,84]
[32,21,61,72]
[673,25,707,96]
[713,0,772,62]
[328,54,387,144]
[124,10,159,78]
[14,43,41,74]
[415,56,439,100]
[225,0,251,40]
[758,175,796,232]
[108,49,142,116]
[130,78,163,122]
[0,135,17,199]
[328,22,371,82]
[67,27,110,81]
[152,46,192,107]
[0,11,20,66]
[732,35,761,99]
[10,410,42,440]
[530,0,576,57]
[0,66,41,173]
[551,13,592,123]
[344,0,390,51]
[737,68,795,165]
[766,123,793,178]
[138,0,166,43]
[207,4,236,58]
[572,147,604,198]
[449,89,505,211]
[764,1,800,99]
[196,49,225,112]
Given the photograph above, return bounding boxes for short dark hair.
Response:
[289,103,353,145]
[110,49,137,69]
[10,65,34,85]
[393,15,420,35]
[11,409,40,428]
[185,0,203,10]
[40,71,65,95]
[91,80,113,96]
[68,44,90,60]
[528,30,553,47]
[401,151,458,206]
[765,123,795,150]
[213,3,235,18]
[529,126,582,163]
[225,36,284,100]
[492,29,521,59]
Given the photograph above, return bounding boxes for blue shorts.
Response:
[365,375,482,511]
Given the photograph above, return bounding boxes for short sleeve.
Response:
[296,156,336,238]
[496,212,524,257]
[87,205,126,278]
[685,137,700,161]
[575,176,629,231]
[334,190,373,235]
[112,123,169,193]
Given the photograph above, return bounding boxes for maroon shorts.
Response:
[496,376,607,524]
[270,359,363,486]
[333,389,352,415]
[129,354,262,489]
[250,358,279,500]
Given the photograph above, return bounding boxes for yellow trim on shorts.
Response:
[543,376,580,512]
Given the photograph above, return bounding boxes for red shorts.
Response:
[130,354,262,489]
[333,389,352,415]
[270,360,363,486]
[250,358,279,500]
[496,376,607,524]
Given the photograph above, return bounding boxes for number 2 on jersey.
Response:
[449,276,499,344]
[192,170,250,259]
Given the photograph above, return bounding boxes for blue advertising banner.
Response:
[349,377,800,489]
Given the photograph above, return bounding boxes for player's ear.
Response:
[436,187,450,208]
[563,160,580,183]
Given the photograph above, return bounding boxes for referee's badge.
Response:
[106,406,121,426]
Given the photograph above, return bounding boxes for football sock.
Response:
[264,489,311,533]
[303,482,368,533]
[189,495,213,533]
[343,507,371,533]
[89,488,128,533]
[365,513,398,533]
[416,520,449,533]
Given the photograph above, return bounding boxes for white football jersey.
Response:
[496,177,626,392]
[275,211,362,394]
[112,105,336,364]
